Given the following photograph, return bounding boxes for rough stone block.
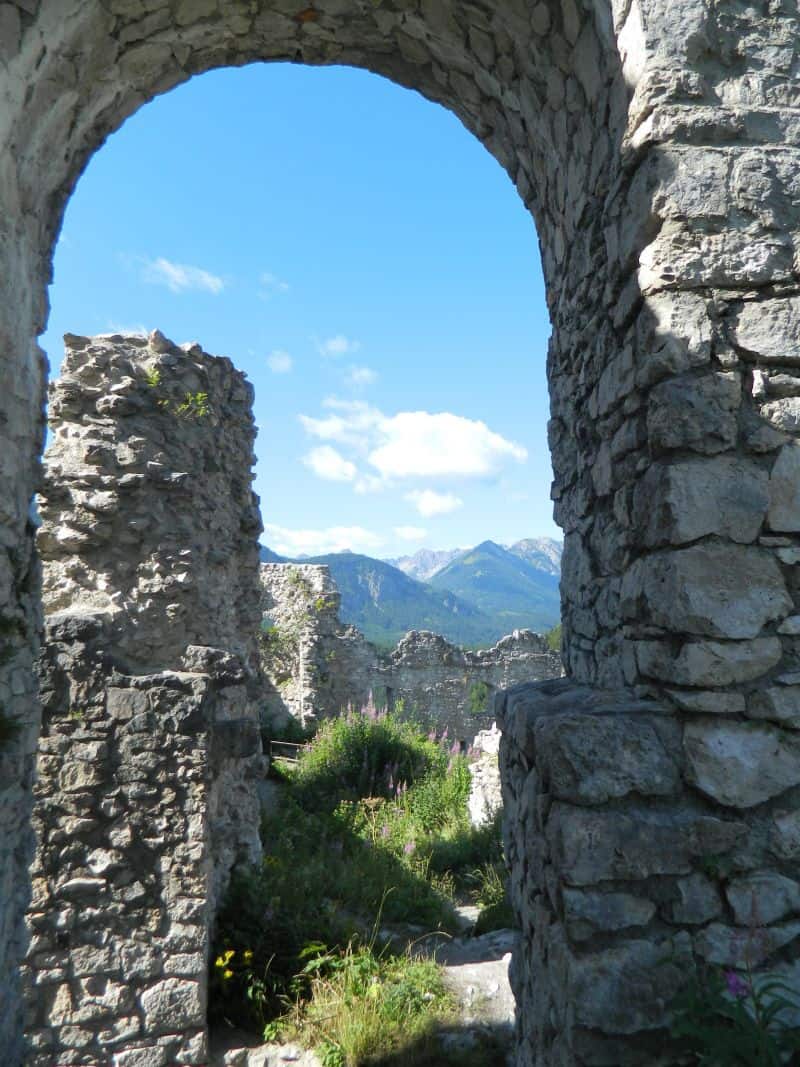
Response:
[734,296,800,363]
[684,720,800,808]
[768,443,800,532]
[633,456,769,546]
[563,888,655,942]
[622,544,790,639]
[747,687,800,730]
[139,978,203,1036]
[636,636,783,687]
[646,372,739,454]
[533,711,680,803]
[663,873,722,926]
[726,870,800,925]
[547,803,745,885]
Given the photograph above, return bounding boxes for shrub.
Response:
[291,707,446,810]
[545,622,562,653]
[466,680,490,716]
[273,941,455,1067]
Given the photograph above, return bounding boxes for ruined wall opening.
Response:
[26,49,577,1066]
[12,5,796,1066]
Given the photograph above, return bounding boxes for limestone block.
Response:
[684,720,800,808]
[570,934,693,1035]
[635,292,712,387]
[647,372,739,454]
[726,870,800,925]
[533,712,680,803]
[139,978,203,1036]
[622,544,790,639]
[761,397,800,433]
[771,809,800,861]
[747,687,800,730]
[663,873,722,926]
[113,1048,168,1067]
[633,457,769,546]
[666,689,746,714]
[734,296,800,363]
[562,888,655,942]
[767,443,800,532]
[649,636,783,687]
[694,920,800,967]
[547,804,745,885]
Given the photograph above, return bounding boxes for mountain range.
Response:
[260,537,562,649]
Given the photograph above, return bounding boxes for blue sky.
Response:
[42,62,557,558]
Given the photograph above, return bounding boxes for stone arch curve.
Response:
[4,2,800,1064]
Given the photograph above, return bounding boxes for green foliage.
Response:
[466,680,490,716]
[143,365,211,419]
[671,965,800,1064]
[545,622,562,653]
[174,390,211,419]
[290,709,446,810]
[276,941,454,1067]
[266,715,315,746]
[212,708,512,1058]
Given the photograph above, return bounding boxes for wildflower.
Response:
[243,949,254,964]
[215,949,235,968]
[223,968,234,980]
[403,841,415,855]
[381,824,390,839]
[725,970,749,999]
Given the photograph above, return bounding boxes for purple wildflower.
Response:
[381,824,390,839]
[403,841,415,855]
[724,970,749,999]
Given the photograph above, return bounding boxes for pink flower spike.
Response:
[724,970,749,999]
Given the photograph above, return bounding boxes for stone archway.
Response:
[2,1,800,1064]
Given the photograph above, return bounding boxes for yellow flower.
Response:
[223,968,234,980]
[243,950,254,964]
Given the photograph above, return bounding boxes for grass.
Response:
[211,706,515,1063]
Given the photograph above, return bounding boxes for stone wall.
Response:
[260,563,563,739]
[385,629,563,740]
[260,563,377,730]
[24,333,265,1066]
[3,2,800,1063]
[499,678,800,1064]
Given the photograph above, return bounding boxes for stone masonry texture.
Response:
[0,1,800,1063]
[23,333,265,1066]
[259,561,563,740]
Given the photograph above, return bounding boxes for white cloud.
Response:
[104,320,148,336]
[260,271,290,296]
[267,349,293,374]
[142,257,224,294]
[405,489,463,517]
[394,526,428,542]
[371,412,527,479]
[303,445,357,482]
[264,523,383,557]
[345,364,377,388]
[299,400,527,484]
[318,334,361,358]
